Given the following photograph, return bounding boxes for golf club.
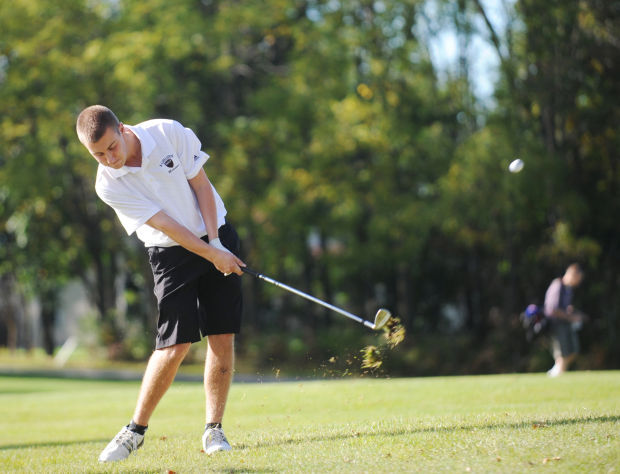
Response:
[242,267,392,330]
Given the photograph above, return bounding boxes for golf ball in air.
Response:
[509,158,524,173]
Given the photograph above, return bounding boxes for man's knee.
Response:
[206,334,235,371]
[156,342,191,361]
[208,334,235,350]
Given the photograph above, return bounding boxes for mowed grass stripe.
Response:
[0,372,618,472]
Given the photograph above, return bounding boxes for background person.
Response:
[76,105,245,462]
[544,263,586,377]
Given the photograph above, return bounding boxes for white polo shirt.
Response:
[95,119,227,247]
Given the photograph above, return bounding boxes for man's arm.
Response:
[552,305,585,323]
[544,280,581,322]
[188,169,220,243]
[551,307,579,321]
[146,211,245,275]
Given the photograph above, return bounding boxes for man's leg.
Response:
[133,342,192,425]
[550,352,576,376]
[99,342,191,462]
[201,334,235,454]
[204,334,234,423]
[558,353,576,373]
[550,323,579,377]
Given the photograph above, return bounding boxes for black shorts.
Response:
[147,222,242,349]
[550,319,579,358]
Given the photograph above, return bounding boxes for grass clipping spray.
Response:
[361,316,406,370]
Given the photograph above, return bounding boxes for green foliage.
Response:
[0,0,618,370]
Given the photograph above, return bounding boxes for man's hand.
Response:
[146,211,246,276]
[565,305,588,323]
[209,238,245,276]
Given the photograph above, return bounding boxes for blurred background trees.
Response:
[0,0,618,374]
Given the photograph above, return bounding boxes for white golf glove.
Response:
[210,238,232,254]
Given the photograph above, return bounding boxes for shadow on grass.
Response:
[2,415,616,453]
[235,414,620,450]
[0,438,108,451]
[210,470,277,473]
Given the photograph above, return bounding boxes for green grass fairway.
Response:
[1,372,618,472]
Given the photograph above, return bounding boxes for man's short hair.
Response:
[76,105,120,144]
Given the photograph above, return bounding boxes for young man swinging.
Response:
[76,105,245,461]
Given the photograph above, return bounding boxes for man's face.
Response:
[83,124,129,169]
[566,270,583,287]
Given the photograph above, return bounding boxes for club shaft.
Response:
[243,268,375,328]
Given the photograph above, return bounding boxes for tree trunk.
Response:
[40,288,57,356]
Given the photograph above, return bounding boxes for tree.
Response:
[0,0,152,353]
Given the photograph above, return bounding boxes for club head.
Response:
[373,308,392,330]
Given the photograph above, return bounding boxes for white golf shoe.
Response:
[98,426,145,462]
[202,427,232,454]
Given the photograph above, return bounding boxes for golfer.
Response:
[76,105,245,462]
[544,263,585,377]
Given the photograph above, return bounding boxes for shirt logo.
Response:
[160,154,179,173]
